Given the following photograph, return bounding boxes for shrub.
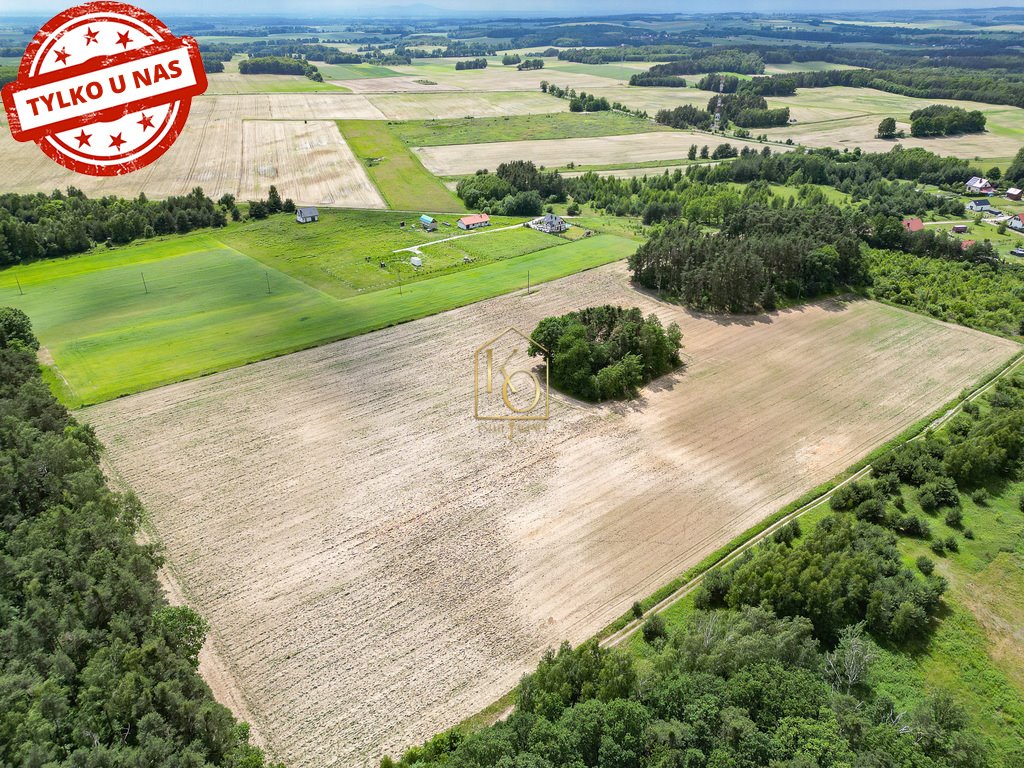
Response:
[969,488,989,506]
[916,556,935,576]
[944,508,963,528]
[945,536,959,553]
[631,601,644,620]
[642,614,667,644]
[931,539,947,556]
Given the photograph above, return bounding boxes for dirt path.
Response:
[393,223,524,254]
[82,262,1018,768]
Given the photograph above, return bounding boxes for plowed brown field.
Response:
[85,262,1018,768]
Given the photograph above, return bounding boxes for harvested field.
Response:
[761,87,1024,161]
[414,131,788,175]
[86,262,1018,768]
[388,60,621,91]
[368,91,564,119]
[0,94,386,199]
[239,121,384,208]
[339,76,461,93]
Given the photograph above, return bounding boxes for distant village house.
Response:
[901,218,924,233]
[1008,215,1024,231]
[1007,187,1023,201]
[296,206,319,224]
[966,199,995,213]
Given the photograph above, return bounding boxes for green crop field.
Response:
[388,111,667,147]
[544,62,647,80]
[311,62,403,79]
[0,221,634,406]
[337,120,467,213]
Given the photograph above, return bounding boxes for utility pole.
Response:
[266,271,272,295]
[527,270,530,295]
[397,267,402,295]
[714,74,725,133]
[15,275,23,296]
[141,272,148,294]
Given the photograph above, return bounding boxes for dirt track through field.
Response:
[85,262,1018,768]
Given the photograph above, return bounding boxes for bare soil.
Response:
[84,262,1018,768]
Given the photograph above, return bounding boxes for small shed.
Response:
[419,214,437,232]
[952,224,969,233]
[296,206,319,224]
[410,256,423,268]
[457,213,491,230]
[1008,188,1023,201]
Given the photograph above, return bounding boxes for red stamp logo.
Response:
[1,1,207,176]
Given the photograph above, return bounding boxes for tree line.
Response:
[455,58,487,70]
[0,311,277,768]
[908,105,987,138]
[0,188,229,266]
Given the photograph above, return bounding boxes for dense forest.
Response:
[629,206,864,312]
[527,306,682,401]
[908,105,987,138]
[237,55,323,81]
[0,310,275,767]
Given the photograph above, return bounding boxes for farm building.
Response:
[529,213,569,234]
[966,176,995,195]
[419,214,438,232]
[1007,188,1023,201]
[457,213,491,230]
[296,207,319,224]
[952,224,969,234]
[1009,215,1024,231]
[960,240,976,251]
[967,199,995,212]
[901,218,924,233]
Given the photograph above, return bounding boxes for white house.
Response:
[296,206,319,224]
[967,199,995,213]
[966,176,995,195]
[457,213,490,230]
[528,213,569,234]
[1009,215,1024,231]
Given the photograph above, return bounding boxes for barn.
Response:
[419,214,438,232]
[296,207,319,224]
[457,213,491,230]
[1008,188,1023,201]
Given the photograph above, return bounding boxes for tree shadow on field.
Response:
[605,367,687,416]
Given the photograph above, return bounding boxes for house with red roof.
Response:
[457,213,491,230]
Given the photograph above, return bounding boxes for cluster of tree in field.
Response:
[629,205,864,312]
[908,105,987,137]
[244,185,296,220]
[526,306,682,401]
[710,92,790,129]
[455,58,487,70]
[237,55,324,81]
[654,105,713,131]
[539,83,647,117]
[0,187,229,266]
[502,53,521,65]
[455,162,564,216]
[0,311,276,768]
[517,58,544,71]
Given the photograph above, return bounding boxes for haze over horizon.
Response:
[3,1,1024,19]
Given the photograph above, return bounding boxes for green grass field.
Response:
[218,210,543,298]
[388,111,666,147]
[0,220,635,406]
[545,62,646,80]
[337,120,466,213]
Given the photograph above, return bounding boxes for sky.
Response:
[3,1,1023,18]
